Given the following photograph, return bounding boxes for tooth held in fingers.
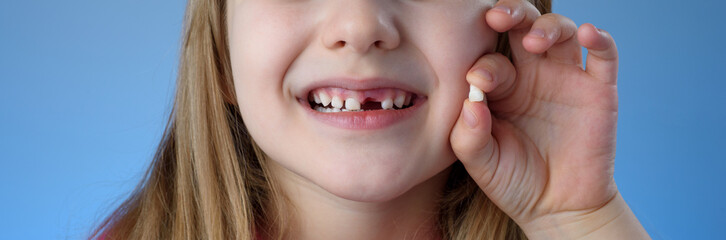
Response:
[394,94,405,108]
[319,92,331,106]
[331,96,343,109]
[469,85,485,102]
[345,98,360,111]
[381,98,393,110]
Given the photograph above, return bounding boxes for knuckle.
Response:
[451,138,479,159]
[514,0,536,8]
[450,134,469,153]
[473,56,497,71]
[534,14,578,40]
[500,0,521,6]
[561,18,577,31]
[551,14,577,31]
[535,13,561,27]
[522,0,541,15]
[540,13,561,20]
[489,53,514,72]
[490,52,510,63]
[480,56,499,69]
[501,0,537,14]
[493,0,515,10]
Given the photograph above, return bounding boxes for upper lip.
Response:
[296,76,428,100]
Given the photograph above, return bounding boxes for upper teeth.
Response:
[345,98,360,111]
[331,96,343,109]
[381,98,393,110]
[394,94,405,108]
[308,88,415,112]
[319,92,332,107]
[313,94,321,104]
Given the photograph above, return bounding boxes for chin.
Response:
[307,146,454,203]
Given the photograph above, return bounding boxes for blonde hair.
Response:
[90,0,551,239]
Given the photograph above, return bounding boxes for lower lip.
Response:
[299,98,426,130]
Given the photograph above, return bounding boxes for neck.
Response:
[266,161,452,240]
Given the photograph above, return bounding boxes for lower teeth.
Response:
[314,106,370,112]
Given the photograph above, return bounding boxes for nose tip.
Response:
[322,3,400,53]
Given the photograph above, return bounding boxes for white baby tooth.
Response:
[314,93,321,104]
[331,108,341,113]
[319,92,332,106]
[469,85,485,102]
[345,98,360,111]
[394,94,405,108]
[404,94,411,107]
[381,98,393,110]
[331,96,343,109]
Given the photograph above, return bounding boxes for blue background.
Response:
[1,0,723,239]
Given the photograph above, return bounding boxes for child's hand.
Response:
[450,0,648,238]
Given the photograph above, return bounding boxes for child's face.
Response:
[228,0,497,201]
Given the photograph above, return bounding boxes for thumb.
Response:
[450,99,500,186]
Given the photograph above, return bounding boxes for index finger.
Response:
[485,0,542,62]
[486,0,541,33]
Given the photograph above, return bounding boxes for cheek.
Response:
[229,5,305,88]
[414,6,496,89]
[227,3,314,133]
[406,4,498,137]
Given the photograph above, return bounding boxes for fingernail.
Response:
[469,85,485,102]
[528,28,546,39]
[467,69,493,84]
[491,6,511,15]
[463,103,479,128]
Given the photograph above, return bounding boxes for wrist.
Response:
[520,192,650,240]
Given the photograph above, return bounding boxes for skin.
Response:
[451,0,650,239]
[227,0,650,238]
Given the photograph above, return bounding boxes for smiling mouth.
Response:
[306,87,418,112]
